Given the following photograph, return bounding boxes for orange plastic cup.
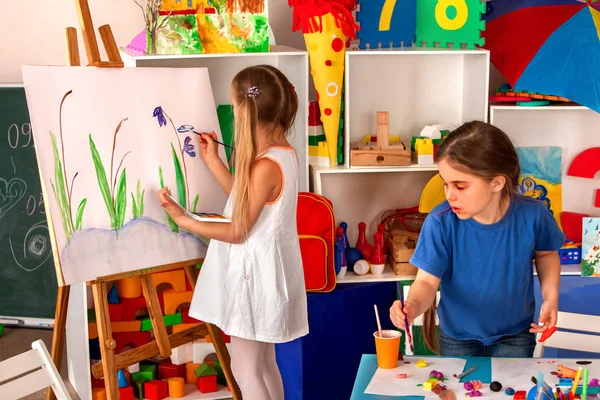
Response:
[374,330,402,369]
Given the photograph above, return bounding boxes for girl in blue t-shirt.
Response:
[390,121,564,357]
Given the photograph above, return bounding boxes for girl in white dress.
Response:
[158,65,308,400]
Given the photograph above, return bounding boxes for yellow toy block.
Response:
[111,320,141,333]
[164,290,194,315]
[152,269,187,293]
[185,362,201,384]
[309,141,329,157]
[116,276,142,299]
[424,378,439,390]
[172,323,200,334]
[416,359,428,368]
[415,138,434,155]
[88,322,98,339]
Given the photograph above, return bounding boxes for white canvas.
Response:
[22,66,228,286]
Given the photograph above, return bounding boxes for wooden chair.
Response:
[533,311,600,357]
[0,339,71,399]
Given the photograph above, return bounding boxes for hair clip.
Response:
[246,86,259,98]
[289,84,295,94]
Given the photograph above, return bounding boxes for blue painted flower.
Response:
[183,136,196,157]
[177,124,195,133]
[153,106,166,127]
[518,177,552,213]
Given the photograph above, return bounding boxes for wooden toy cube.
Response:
[167,377,186,398]
[108,303,124,321]
[158,359,186,379]
[119,386,134,400]
[92,387,106,400]
[153,269,187,293]
[144,379,168,400]
[185,362,201,384]
[116,276,142,299]
[514,390,527,400]
[163,290,194,315]
[424,378,439,390]
[197,375,218,393]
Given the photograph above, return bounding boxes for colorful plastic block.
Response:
[415,138,433,155]
[171,342,194,365]
[514,390,526,400]
[108,303,124,321]
[152,269,187,293]
[356,0,416,49]
[121,296,149,321]
[158,359,186,380]
[424,378,439,390]
[197,375,218,393]
[144,380,168,400]
[118,369,129,388]
[88,308,96,322]
[163,290,194,315]
[416,359,428,368]
[141,313,182,331]
[194,362,218,377]
[185,362,201,384]
[92,387,106,400]
[168,377,186,398]
[128,363,140,373]
[132,364,156,382]
[108,284,120,304]
[116,276,142,299]
[111,320,141,333]
[179,307,197,324]
[88,323,98,339]
[119,386,134,400]
[172,323,200,334]
[416,0,486,49]
[132,377,148,400]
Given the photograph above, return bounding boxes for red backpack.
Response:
[296,192,336,292]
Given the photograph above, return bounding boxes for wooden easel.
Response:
[45,1,241,399]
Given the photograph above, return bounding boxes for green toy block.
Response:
[87,308,96,323]
[194,362,218,377]
[132,365,156,382]
[411,136,428,152]
[140,313,183,331]
[416,0,486,50]
[213,361,227,386]
[132,378,148,400]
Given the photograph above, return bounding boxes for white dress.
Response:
[188,147,309,343]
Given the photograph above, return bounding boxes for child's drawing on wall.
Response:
[582,217,600,277]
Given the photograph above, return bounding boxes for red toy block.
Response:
[180,307,198,324]
[145,379,168,400]
[158,359,186,380]
[119,386,134,400]
[567,148,600,178]
[108,303,124,321]
[113,331,152,354]
[121,296,148,321]
[197,375,218,393]
[91,373,104,389]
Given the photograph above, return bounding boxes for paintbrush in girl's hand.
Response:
[193,130,236,150]
[397,282,414,353]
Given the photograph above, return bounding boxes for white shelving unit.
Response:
[66,47,309,400]
[311,48,490,248]
[120,45,310,192]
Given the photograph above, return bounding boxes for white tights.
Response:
[230,336,284,400]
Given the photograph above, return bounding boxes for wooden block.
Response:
[117,276,142,299]
[108,303,123,321]
[387,235,417,263]
[92,387,106,400]
[171,343,194,365]
[159,360,186,380]
[121,296,148,321]
[172,323,200,334]
[144,379,168,400]
[88,322,98,339]
[111,320,141,333]
[163,290,194,315]
[185,362,201,384]
[350,142,411,166]
[377,124,389,149]
[167,377,186,398]
[392,262,418,276]
[197,375,218,393]
[152,270,187,293]
[377,111,389,125]
[112,331,152,354]
[141,313,182,331]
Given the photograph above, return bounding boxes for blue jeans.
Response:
[439,328,536,357]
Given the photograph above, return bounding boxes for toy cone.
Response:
[289,0,358,166]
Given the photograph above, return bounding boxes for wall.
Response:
[0,0,306,83]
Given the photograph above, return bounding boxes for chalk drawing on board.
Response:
[23,66,227,286]
[10,156,16,174]
[0,177,27,220]
[9,221,51,272]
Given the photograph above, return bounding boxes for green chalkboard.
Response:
[0,86,57,321]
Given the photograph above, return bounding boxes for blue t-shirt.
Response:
[410,194,565,345]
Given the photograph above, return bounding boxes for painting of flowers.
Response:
[516,146,563,228]
[22,66,228,286]
[582,218,600,277]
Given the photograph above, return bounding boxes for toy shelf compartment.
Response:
[120,45,310,192]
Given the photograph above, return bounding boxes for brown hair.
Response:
[230,65,298,238]
[422,121,521,354]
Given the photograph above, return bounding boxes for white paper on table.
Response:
[364,356,467,397]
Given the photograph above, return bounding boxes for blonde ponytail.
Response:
[231,98,258,239]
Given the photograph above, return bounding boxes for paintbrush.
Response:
[192,130,236,150]
[397,282,414,353]
[532,376,555,400]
